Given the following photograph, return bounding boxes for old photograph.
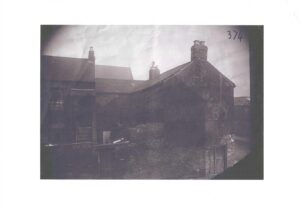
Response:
[40,25,263,179]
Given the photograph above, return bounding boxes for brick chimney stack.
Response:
[87,46,96,82]
[88,46,95,63]
[191,40,208,61]
[149,61,160,80]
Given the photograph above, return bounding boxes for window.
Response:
[50,89,64,110]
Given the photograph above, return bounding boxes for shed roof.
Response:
[234,97,250,106]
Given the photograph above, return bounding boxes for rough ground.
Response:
[227,135,252,168]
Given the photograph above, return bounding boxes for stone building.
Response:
[97,40,235,147]
[41,47,133,144]
[41,41,235,147]
[41,40,236,178]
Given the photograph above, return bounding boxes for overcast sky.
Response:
[43,25,250,97]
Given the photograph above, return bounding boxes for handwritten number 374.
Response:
[227,30,243,42]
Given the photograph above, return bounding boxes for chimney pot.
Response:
[88,46,95,62]
[149,61,160,80]
[191,40,208,61]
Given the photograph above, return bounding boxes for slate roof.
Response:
[96,60,235,94]
[41,55,93,82]
[42,55,235,94]
[95,65,133,80]
[95,62,192,94]
[41,55,133,82]
[201,61,236,87]
[130,62,192,92]
[95,79,145,94]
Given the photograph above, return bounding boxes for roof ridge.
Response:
[42,55,131,70]
[129,61,194,93]
[42,55,88,61]
[95,64,131,69]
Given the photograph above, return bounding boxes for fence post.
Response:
[223,144,228,170]
[213,146,216,174]
[97,150,101,177]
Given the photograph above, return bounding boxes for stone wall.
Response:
[116,123,208,179]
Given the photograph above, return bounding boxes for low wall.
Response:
[122,122,211,179]
[41,123,227,179]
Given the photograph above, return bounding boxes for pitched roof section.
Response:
[42,55,133,82]
[95,65,133,80]
[42,55,235,93]
[95,79,145,94]
[201,61,236,87]
[94,62,193,94]
[41,55,93,82]
[95,60,235,94]
[131,62,193,92]
[107,60,235,94]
